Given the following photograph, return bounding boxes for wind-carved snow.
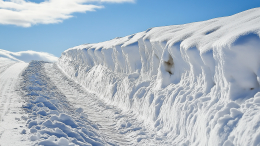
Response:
[58,8,260,145]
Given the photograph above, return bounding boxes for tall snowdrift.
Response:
[0,49,58,63]
[58,8,260,145]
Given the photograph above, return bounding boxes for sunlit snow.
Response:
[58,8,260,145]
[1,8,260,146]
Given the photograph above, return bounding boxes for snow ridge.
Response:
[58,8,260,145]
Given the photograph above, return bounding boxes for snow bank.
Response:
[58,8,260,145]
[0,49,58,63]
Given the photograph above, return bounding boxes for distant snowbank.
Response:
[58,8,260,145]
[0,49,58,63]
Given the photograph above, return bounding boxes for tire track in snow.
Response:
[44,63,133,145]
[0,63,26,124]
[20,61,112,146]
[44,63,160,145]
[0,62,31,145]
[17,61,162,145]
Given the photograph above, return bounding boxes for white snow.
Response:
[1,7,260,146]
[20,61,109,145]
[0,49,58,63]
[57,8,260,145]
[0,62,32,145]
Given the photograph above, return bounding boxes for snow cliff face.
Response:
[58,8,260,145]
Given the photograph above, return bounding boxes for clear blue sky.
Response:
[0,0,259,57]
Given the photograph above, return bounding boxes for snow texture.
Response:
[0,62,32,145]
[6,60,163,145]
[58,8,260,145]
[20,61,109,145]
[0,49,58,63]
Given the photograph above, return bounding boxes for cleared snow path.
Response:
[18,61,161,146]
[0,62,31,146]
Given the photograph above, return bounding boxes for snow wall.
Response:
[58,8,260,145]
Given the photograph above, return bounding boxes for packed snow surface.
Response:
[58,8,260,145]
[0,49,58,63]
[0,60,160,145]
[0,62,31,145]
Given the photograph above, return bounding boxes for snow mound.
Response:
[0,49,58,63]
[58,8,260,145]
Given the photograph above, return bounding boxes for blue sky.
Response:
[0,0,259,57]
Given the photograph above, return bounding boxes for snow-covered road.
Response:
[44,63,161,145]
[0,61,160,145]
[0,62,31,145]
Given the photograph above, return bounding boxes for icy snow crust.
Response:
[58,8,260,145]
